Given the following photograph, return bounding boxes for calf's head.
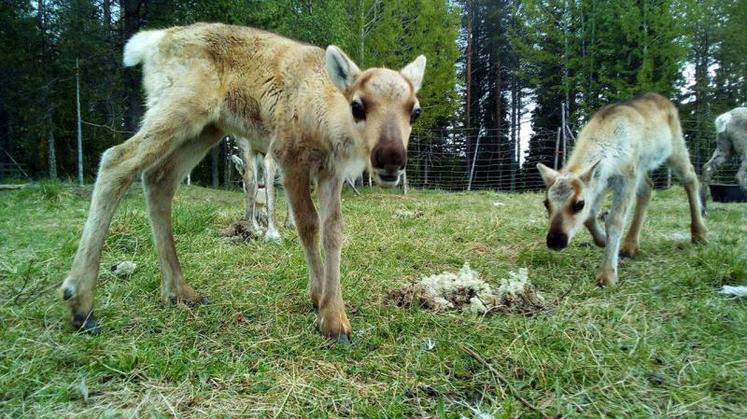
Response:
[536,162,600,250]
[325,46,426,187]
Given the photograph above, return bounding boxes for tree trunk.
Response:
[465,0,473,133]
[510,74,518,192]
[38,0,57,178]
[122,0,145,134]
[495,47,502,189]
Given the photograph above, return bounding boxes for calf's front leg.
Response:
[285,172,350,342]
[597,180,635,287]
[317,176,351,343]
[585,196,607,248]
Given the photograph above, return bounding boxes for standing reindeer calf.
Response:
[537,93,707,287]
[700,107,747,213]
[60,23,426,343]
[232,137,294,241]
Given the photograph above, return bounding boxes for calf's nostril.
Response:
[546,233,568,250]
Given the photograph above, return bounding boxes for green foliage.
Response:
[1,0,459,182]
[352,0,461,131]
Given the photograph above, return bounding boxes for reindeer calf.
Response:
[60,23,426,342]
[537,93,707,287]
[233,137,294,241]
[700,107,747,212]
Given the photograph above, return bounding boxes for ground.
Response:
[0,182,745,417]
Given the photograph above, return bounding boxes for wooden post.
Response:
[554,128,561,170]
[75,58,84,186]
[561,102,568,165]
[467,133,481,191]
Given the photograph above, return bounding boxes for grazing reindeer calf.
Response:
[59,23,426,342]
[537,93,707,287]
[232,137,294,241]
[700,107,747,212]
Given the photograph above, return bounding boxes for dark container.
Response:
[709,183,747,203]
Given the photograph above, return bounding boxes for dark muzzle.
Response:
[546,232,568,250]
[371,143,407,181]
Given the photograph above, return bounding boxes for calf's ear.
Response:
[401,55,427,93]
[579,160,601,184]
[537,163,559,187]
[325,45,361,92]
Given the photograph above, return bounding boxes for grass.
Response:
[1,181,745,417]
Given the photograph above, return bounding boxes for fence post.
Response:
[75,58,84,186]
[467,133,480,191]
[554,128,561,170]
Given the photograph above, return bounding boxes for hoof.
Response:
[318,307,352,343]
[619,243,638,258]
[691,233,708,245]
[62,286,74,300]
[264,230,282,242]
[169,295,210,306]
[72,312,102,335]
[596,271,617,288]
[335,334,352,345]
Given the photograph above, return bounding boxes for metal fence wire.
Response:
[401,119,741,192]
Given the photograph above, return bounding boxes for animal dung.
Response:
[387,263,544,315]
[220,220,260,243]
[111,261,137,278]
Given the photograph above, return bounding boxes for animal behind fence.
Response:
[402,120,741,192]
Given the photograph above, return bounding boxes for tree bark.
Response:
[38,0,57,178]
[121,0,145,134]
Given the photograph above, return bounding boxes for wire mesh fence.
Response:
[401,119,742,193]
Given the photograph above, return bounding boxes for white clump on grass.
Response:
[418,263,491,311]
[669,232,690,241]
[394,208,423,219]
[719,285,747,297]
[394,263,543,314]
[111,261,137,278]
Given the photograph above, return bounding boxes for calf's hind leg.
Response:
[667,152,707,243]
[60,106,211,334]
[237,139,261,234]
[263,153,281,242]
[143,125,223,305]
[620,176,653,258]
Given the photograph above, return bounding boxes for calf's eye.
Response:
[572,200,585,213]
[351,100,366,121]
[410,107,422,124]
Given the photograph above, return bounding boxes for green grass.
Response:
[1,182,745,417]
